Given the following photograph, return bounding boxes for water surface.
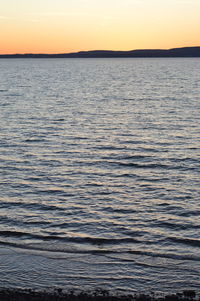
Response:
[0,58,199,293]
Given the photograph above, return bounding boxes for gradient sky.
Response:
[1,0,200,54]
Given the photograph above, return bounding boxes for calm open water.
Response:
[0,58,199,293]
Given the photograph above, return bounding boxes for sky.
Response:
[1,0,200,54]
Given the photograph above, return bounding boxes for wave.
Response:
[104,206,137,214]
[72,159,176,171]
[178,210,200,217]
[64,159,195,172]
[24,138,48,143]
[0,201,66,211]
[0,239,199,262]
[168,237,200,247]
[0,240,115,255]
[127,250,200,262]
[113,161,172,169]
[101,155,151,160]
[154,221,197,231]
[0,231,141,245]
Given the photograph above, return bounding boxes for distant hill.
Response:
[1,46,200,58]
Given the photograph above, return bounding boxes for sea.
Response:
[0,58,199,294]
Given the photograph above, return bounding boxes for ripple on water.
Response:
[0,58,199,292]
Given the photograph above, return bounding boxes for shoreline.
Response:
[0,288,198,301]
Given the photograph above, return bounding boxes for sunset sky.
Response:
[1,0,200,54]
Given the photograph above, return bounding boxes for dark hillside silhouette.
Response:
[0,46,200,58]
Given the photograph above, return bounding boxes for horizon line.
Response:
[1,46,200,56]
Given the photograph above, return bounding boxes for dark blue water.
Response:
[0,58,199,293]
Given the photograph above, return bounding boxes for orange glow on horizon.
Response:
[1,0,200,54]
